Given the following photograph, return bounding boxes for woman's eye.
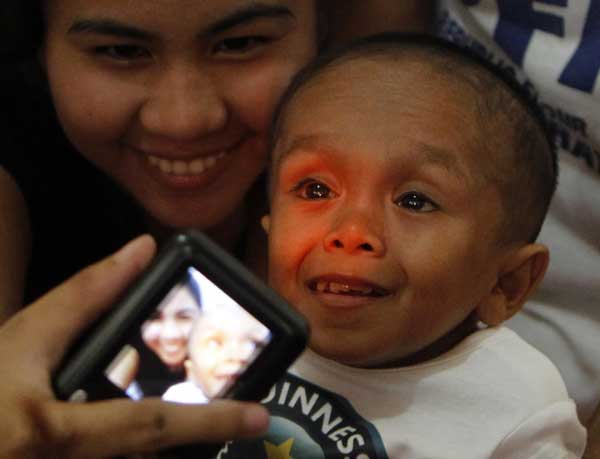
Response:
[214,36,268,55]
[95,45,151,61]
[294,180,335,200]
[395,192,438,212]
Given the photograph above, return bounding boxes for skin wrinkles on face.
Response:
[42,0,317,247]
[272,136,475,213]
[266,59,509,368]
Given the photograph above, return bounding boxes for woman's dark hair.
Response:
[1,2,44,60]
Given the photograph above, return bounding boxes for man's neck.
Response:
[385,313,481,368]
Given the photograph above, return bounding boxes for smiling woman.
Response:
[0,0,319,314]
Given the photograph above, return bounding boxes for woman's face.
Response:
[42,0,318,231]
[141,286,201,368]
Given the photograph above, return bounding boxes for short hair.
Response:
[269,33,557,244]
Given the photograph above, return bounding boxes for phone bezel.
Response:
[53,230,309,403]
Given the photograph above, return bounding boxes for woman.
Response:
[105,271,204,398]
[0,0,320,316]
[1,2,320,457]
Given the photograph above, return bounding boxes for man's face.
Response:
[266,58,508,368]
[188,307,269,398]
[43,0,317,231]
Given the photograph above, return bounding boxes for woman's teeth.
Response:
[148,151,226,175]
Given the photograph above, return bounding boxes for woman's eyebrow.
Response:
[67,3,294,42]
[206,3,294,36]
[68,18,156,41]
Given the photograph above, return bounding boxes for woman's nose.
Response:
[139,66,228,142]
[161,319,183,340]
[323,212,385,257]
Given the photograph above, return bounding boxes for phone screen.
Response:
[102,267,272,404]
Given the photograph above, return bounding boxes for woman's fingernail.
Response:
[114,234,153,263]
[242,405,270,436]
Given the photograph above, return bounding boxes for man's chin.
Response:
[309,337,376,368]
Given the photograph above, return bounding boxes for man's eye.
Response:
[395,192,438,212]
[293,180,335,200]
[95,45,151,61]
[206,337,223,349]
[214,36,268,55]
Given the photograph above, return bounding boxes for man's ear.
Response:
[261,215,271,234]
[476,243,549,326]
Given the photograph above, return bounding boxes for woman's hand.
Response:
[0,235,269,459]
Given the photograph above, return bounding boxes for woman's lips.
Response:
[147,151,227,175]
[130,144,235,191]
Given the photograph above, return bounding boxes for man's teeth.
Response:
[316,281,374,296]
[147,151,226,175]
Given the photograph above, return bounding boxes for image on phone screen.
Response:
[103,267,272,404]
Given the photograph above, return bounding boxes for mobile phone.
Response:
[53,230,309,407]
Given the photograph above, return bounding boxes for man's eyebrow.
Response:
[273,135,471,182]
[206,3,294,36]
[68,19,157,41]
[416,142,470,181]
[273,134,333,170]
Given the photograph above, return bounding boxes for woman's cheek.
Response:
[225,60,309,133]
[181,323,195,338]
[50,61,135,145]
[142,323,161,344]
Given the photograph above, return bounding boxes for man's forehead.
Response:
[272,51,496,179]
[274,131,476,187]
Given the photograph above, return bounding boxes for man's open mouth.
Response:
[308,276,390,297]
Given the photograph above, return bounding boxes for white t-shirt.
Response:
[217,328,585,459]
[162,381,209,404]
[436,0,600,423]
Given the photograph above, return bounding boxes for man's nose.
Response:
[323,211,385,256]
[139,65,227,143]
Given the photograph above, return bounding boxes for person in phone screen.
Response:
[163,301,270,404]
[105,271,203,397]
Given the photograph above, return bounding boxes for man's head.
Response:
[185,302,270,399]
[262,34,555,368]
[270,34,557,244]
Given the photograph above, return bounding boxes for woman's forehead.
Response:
[44,0,314,22]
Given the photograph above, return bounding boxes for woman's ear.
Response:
[477,243,549,326]
[261,215,271,234]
